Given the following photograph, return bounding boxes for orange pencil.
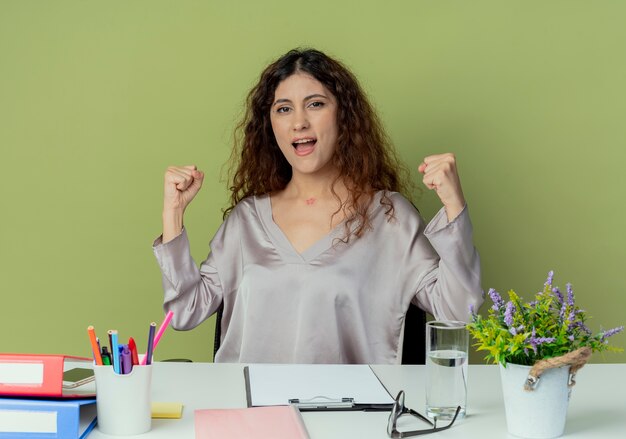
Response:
[87,326,103,365]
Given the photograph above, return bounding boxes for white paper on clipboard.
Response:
[244,364,394,410]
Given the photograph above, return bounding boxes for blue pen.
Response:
[118,345,124,373]
[145,322,156,365]
[111,330,120,374]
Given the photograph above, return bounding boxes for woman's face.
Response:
[270,72,339,178]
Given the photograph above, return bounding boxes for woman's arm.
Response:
[414,206,484,322]
[154,164,224,330]
[410,153,484,320]
[153,228,224,330]
[162,165,204,243]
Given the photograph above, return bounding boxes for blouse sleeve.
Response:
[411,204,484,322]
[152,209,241,330]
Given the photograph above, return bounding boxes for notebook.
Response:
[194,405,309,439]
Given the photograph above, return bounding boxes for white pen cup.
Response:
[94,364,152,436]
[425,320,468,420]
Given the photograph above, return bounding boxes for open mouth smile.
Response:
[292,137,317,156]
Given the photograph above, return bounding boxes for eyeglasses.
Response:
[387,391,460,438]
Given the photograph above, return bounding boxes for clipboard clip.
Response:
[288,396,355,409]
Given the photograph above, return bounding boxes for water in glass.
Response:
[425,349,467,419]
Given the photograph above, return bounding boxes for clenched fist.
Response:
[162,165,204,242]
[418,153,466,222]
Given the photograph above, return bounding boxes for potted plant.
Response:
[467,271,623,439]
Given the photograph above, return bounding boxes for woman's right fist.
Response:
[163,165,205,213]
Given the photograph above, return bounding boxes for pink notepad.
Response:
[194,405,310,439]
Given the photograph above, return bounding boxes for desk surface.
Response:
[87,363,626,438]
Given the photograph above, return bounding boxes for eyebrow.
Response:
[272,94,329,107]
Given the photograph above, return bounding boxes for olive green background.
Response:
[1,1,624,364]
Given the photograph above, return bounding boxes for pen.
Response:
[108,330,114,357]
[110,330,120,374]
[153,310,174,352]
[87,326,103,366]
[128,337,139,365]
[101,346,112,365]
[142,322,156,366]
[121,345,132,374]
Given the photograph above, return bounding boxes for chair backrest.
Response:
[213,303,224,359]
[401,303,427,365]
[212,303,427,364]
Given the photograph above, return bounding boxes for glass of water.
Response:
[425,320,468,420]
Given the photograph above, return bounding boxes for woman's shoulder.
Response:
[213,194,265,242]
[372,190,419,216]
[368,190,425,236]
[225,193,269,221]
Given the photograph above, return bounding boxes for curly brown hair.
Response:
[226,48,412,239]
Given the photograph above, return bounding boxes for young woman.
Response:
[153,48,483,364]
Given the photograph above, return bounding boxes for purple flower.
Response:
[552,287,564,305]
[569,321,593,335]
[488,288,505,311]
[469,304,479,322]
[567,309,577,324]
[529,335,556,354]
[504,302,515,327]
[545,270,554,286]
[528,327,555,354]
[509,325,524,336]
[533,337,556,345]
[601,326,624,342]
[551,286,567,320]
[565,309,587,331]
[566,283,574,306]
[559,302,567,321]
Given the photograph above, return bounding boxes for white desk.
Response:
[87,363,626,438]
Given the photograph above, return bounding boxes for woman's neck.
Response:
[283,169,348,202]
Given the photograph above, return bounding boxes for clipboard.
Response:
[243,364,395,411]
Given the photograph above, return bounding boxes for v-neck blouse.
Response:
[258,193,354,264]
[153,191,483,364]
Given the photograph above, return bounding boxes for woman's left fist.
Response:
[418,153,466,221]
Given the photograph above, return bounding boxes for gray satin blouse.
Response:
[153,191,483,364]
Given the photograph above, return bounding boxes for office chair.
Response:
[213,303,224,359]
[212,303,427,364]
[401,303,427,365]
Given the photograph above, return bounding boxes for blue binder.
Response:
[0,397,97,438]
